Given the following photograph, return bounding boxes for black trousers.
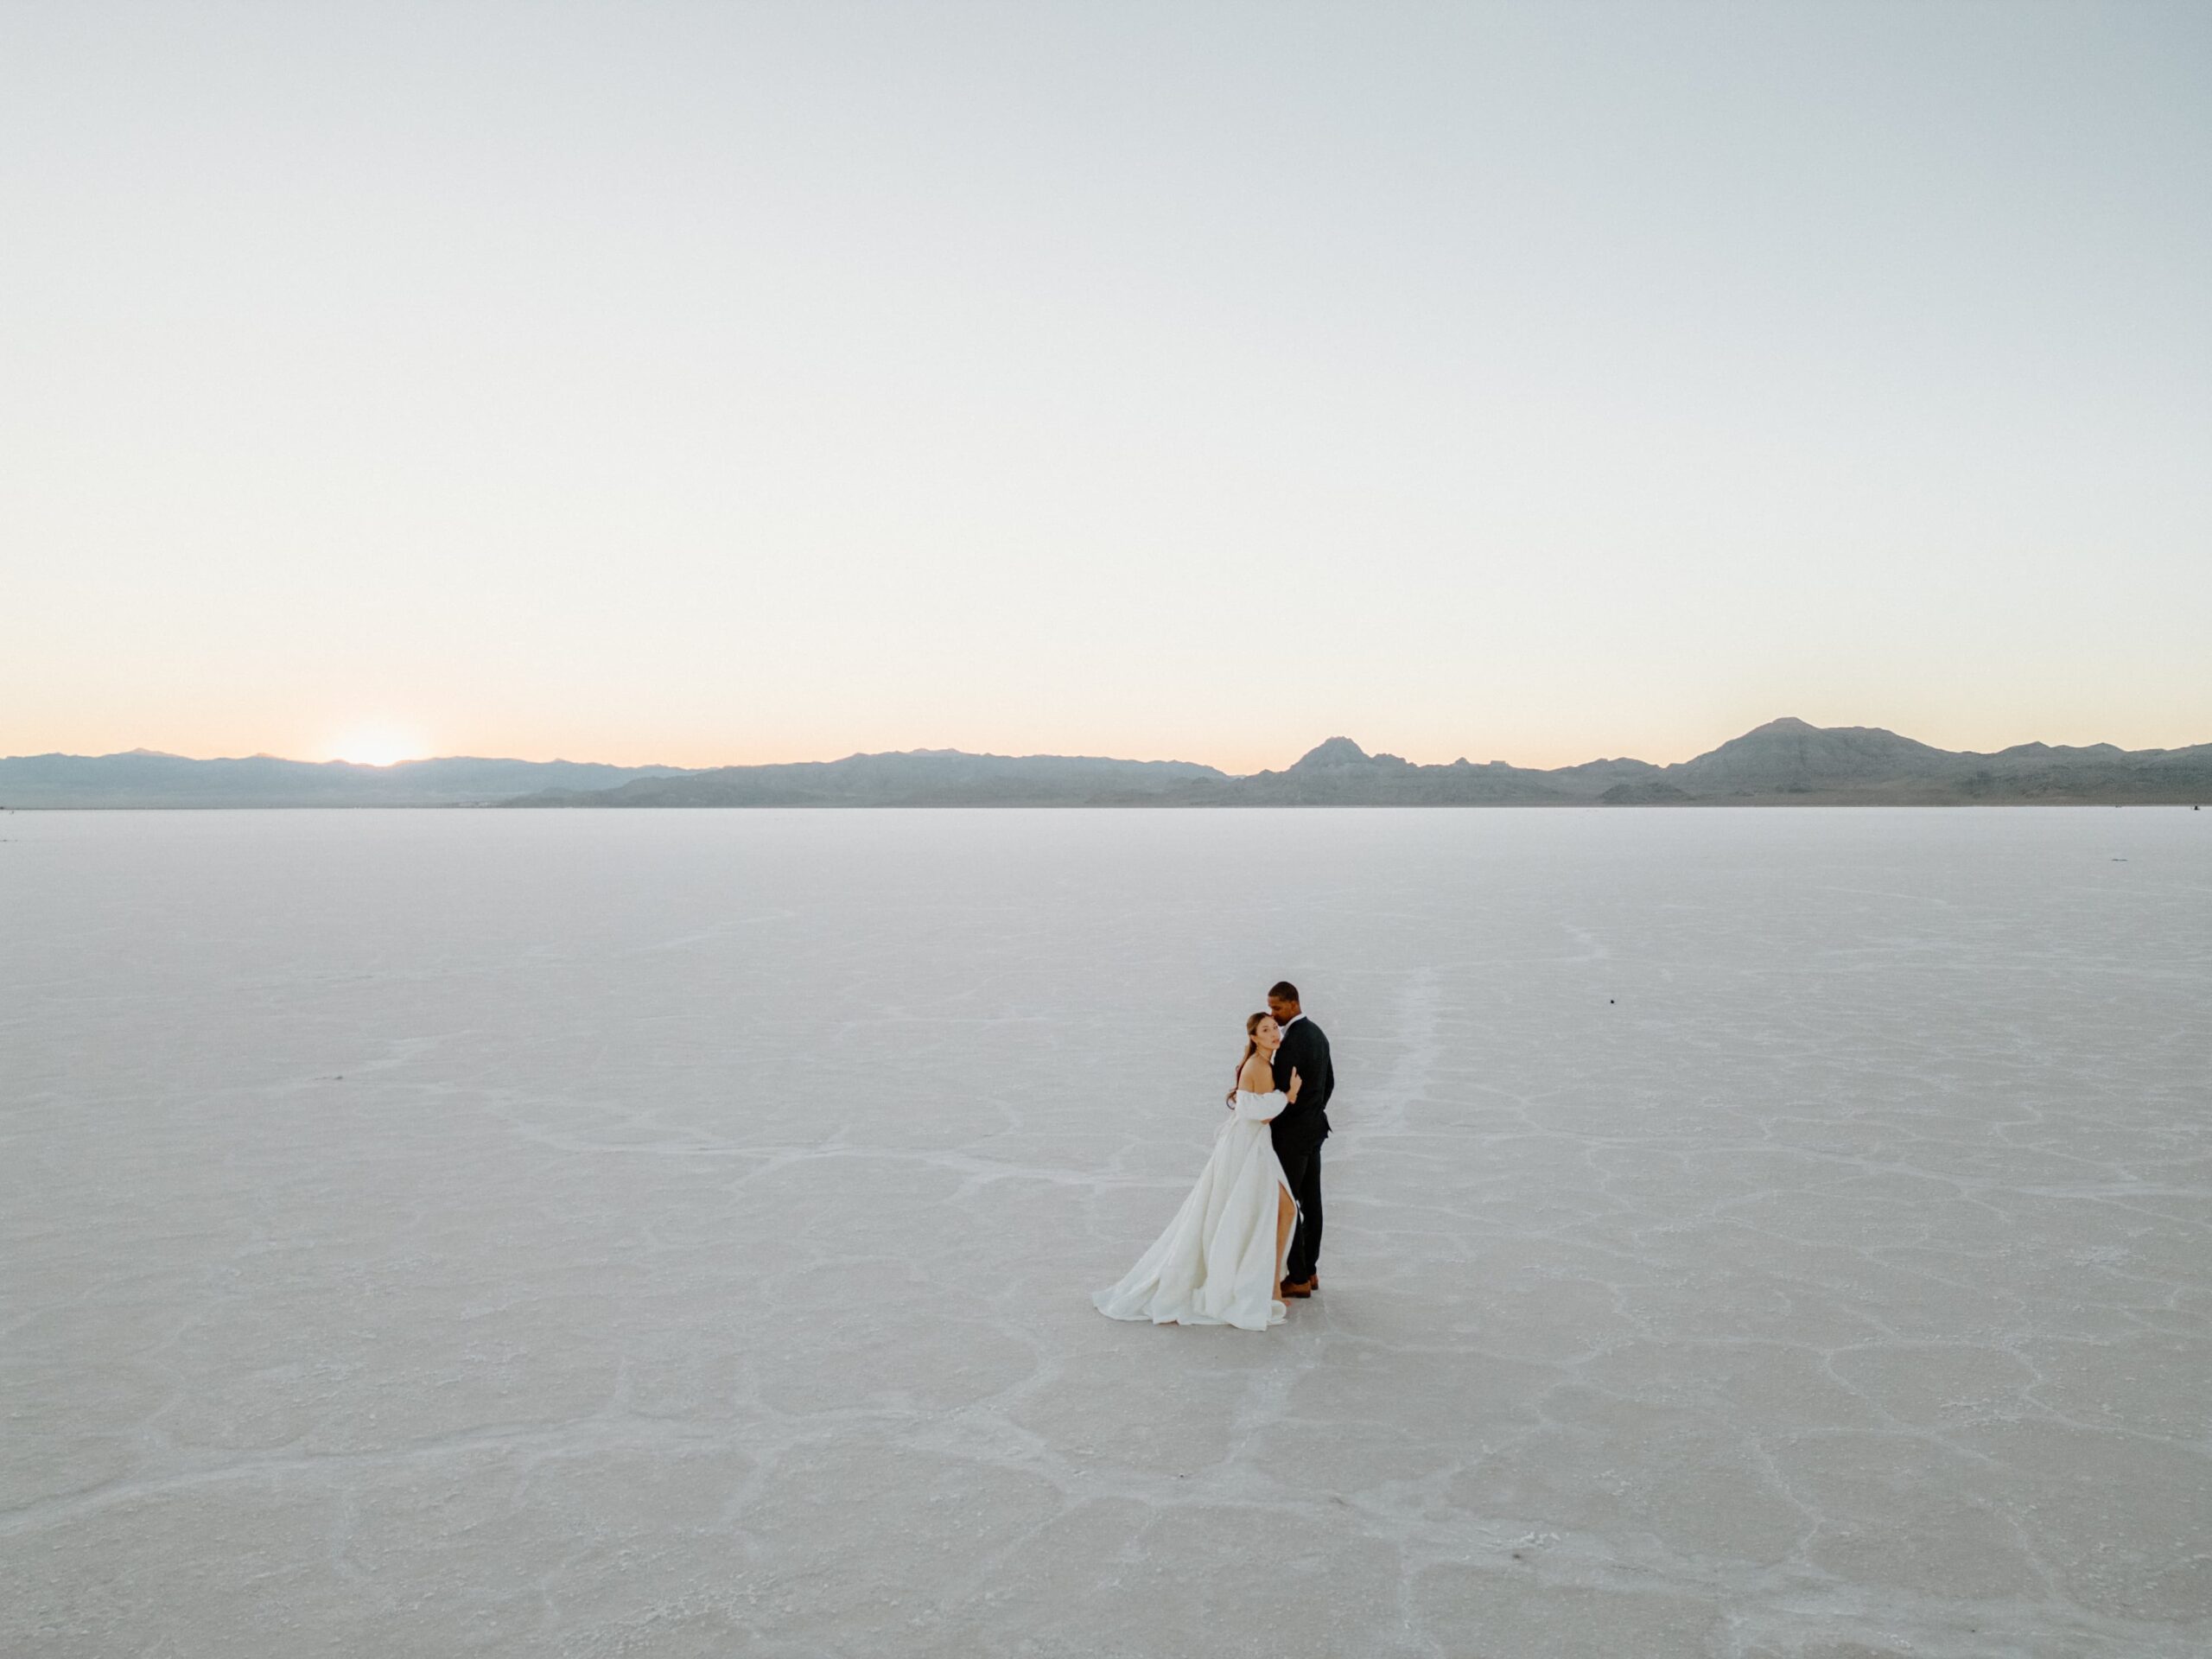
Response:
[1279,1143,1324,1284]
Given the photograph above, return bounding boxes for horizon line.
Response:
[9,715,2209,779]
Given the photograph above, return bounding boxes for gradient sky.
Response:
[4,2,2207,774]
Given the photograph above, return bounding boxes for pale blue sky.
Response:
[4,2,2206,771]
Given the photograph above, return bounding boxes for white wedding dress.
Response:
[1093,1090,1298,1332]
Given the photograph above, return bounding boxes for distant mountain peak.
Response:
[1745,717,1819,736]
[1290,736,1372,770]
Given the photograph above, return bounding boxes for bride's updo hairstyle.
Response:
[1241,1011,1273,1071]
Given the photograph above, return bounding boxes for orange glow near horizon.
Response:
[323,727,431,768]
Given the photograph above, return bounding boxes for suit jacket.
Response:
[1268,1016,1334,1154]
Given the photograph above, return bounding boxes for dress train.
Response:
[1092,1090,1297,1332]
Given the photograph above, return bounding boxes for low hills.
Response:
[0,752,688,809]
[513,750,1224,809]
[4,720,2207,808]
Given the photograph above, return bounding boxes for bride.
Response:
[1093,1013,1301,1332]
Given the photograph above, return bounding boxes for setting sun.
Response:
[327,727,427,767]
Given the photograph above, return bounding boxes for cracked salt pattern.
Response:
[3,807,2207,1658]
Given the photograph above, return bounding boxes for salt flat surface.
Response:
[3,807,2207,1658]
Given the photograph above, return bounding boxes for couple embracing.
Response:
[1093,982,1335,1332]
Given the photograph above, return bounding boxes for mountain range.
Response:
[4,720,2208,808]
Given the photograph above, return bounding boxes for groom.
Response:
[1264,980,1333,1297]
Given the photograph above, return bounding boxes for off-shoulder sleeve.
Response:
[1233,1090,1287,1122]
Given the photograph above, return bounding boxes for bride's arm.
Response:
[1232,1079,1286,1122]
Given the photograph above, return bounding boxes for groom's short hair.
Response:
[1268,980,1300,1002]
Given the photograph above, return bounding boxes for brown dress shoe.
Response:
[1281,1278,1316,1298]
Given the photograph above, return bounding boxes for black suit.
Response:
[1268,1015,1333,1284]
